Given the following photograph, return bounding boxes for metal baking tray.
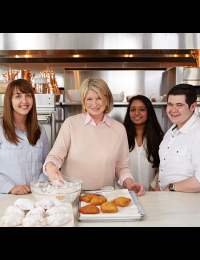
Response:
[78,189,144,222]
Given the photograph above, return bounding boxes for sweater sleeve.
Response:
[43,118,71,172]
[115,126,134,186]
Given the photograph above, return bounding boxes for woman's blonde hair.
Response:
[80,78,113,113]
[3,79,41,145]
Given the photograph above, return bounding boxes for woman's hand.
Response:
[10,185,31,195]
[123,178,145,196]
[45,162,64,183]
[150,173,161,191]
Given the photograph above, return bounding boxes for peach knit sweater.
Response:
[44,113,133,190]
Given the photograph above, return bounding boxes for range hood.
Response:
[0,33,199,69]
[0,33,200,50]
[0,49,196,70]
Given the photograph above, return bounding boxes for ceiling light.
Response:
[73,54,80,58]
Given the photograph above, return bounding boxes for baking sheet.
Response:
[78,189,144,222]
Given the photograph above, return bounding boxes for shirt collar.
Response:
[171,112,198,135]
[84,113,112,127]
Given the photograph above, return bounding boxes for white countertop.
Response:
[1,191,200,227]
[77,191,200,227]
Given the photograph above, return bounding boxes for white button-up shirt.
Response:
[159,113,200,190]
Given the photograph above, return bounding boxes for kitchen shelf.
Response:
[56,101,168,107]
[56,101,200,107]
[152,102,167,106]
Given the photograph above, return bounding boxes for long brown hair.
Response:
[2,79,41,145]
[124,95,164,168]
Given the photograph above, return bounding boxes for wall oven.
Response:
[35,94,56,148]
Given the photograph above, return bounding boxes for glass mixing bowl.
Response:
[30,176,82,204]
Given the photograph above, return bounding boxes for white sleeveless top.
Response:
[129,139,156,191]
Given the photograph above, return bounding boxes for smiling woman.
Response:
[3,79,39,144]
[43,78,145,195]
[12,91,33,130]
[0,79,49,195]
[80,78,113,125]
[124,95,164,191]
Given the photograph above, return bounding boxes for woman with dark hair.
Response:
[0,79,49,194]
[124,95,164,191]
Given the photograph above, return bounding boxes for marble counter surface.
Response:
[1,191,200,227]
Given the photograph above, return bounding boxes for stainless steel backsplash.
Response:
[64,69,165,101]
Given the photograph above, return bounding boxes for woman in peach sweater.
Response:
[43,78,144,195]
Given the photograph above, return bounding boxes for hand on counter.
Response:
[9,185,31,195]
[123,178,145,196]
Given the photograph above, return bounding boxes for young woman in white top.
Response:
[124,95,164,191]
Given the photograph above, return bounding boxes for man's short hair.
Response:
[167,83,197,107]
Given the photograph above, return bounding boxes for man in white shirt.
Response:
[158,83,200,192]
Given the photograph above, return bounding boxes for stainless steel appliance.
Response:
[35,94,56,149]
[162,67,200,97]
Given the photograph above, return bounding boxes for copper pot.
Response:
[20,70,32,81]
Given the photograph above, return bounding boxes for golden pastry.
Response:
[100,202,118,213]
[79,204,100,214]
[90,194,107,205]
[112,196,131,207]
[79,193,97,203]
